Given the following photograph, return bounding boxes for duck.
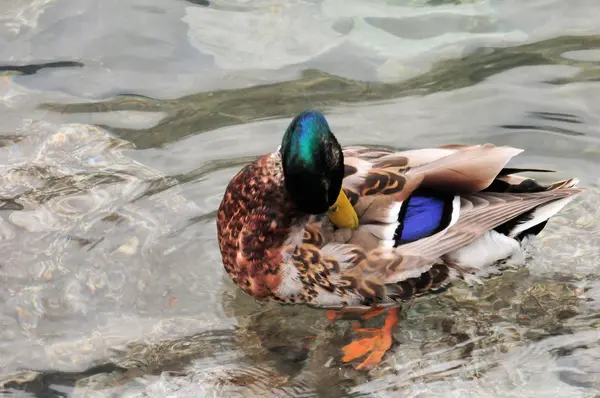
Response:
[216,109,585,371]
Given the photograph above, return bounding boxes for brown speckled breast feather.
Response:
[217,153,298,300]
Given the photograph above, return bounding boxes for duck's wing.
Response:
[302,145,586,308]
[339,144,528,250]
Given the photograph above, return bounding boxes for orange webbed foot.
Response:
[339,307,399,370]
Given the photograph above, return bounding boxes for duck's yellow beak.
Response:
[328,190,359,229]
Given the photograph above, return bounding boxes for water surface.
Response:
[1,0,600,397]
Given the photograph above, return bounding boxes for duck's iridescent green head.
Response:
[280,110,344,215]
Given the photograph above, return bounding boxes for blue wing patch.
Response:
[394,190,454,245]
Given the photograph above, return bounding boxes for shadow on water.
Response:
[39,35,600,149]
[0,61,84,77]
[501,110,587,137]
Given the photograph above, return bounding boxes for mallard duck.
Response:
[216,110,584,370]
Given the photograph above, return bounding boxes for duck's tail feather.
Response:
[490,176,582,241]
